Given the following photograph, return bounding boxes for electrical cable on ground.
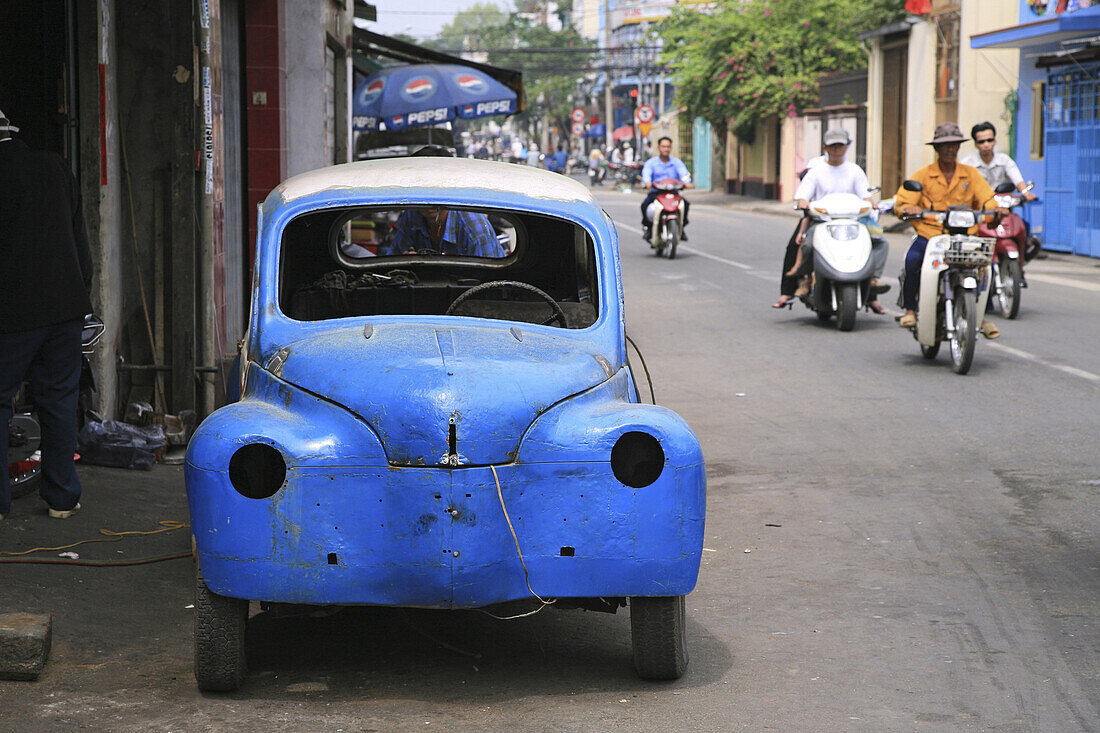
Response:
[0,520,190,566]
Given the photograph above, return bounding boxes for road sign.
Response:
[571,107,585,124]
[635,105,655,124]
[639,122,652,138]
[571,121,585,137]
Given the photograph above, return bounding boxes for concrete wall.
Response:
[864,40,884,191]
[958,1,1020,147]
[285,0,328,177]
[904,20,938,173]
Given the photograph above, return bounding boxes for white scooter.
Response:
[795,192,877,331]
[898,180,996,375]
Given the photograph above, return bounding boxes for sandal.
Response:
[869,301,886,315]
[772,296,794,309]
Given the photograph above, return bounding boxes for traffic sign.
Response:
[639,122,652,138]
[571,107,585,124]
[571,121,585,137]
[635,105,655,124]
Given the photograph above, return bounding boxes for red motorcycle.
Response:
[979,183,1035,320]
[644,179,686,259]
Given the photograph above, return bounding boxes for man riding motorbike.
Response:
[960,121,1039,284]
[776,129,889,313]
[641,136,693,241]
[894,122,1009,338]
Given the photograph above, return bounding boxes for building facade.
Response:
[972,1,1100,258]
[0,0,361,419]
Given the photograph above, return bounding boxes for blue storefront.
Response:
[972,3,1100,258]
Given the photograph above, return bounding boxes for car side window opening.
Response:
[279,206,600,329]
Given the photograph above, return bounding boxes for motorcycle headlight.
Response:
[827,224,860,241]
[946,210,977,228]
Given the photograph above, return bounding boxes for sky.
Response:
[366,0,509,40]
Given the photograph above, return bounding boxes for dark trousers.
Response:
[779,219,805,296]
[903,236,930,311]
[641,191,690,227]
[0,319,83,515]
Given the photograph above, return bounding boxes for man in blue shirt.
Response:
[380,207,505,257]
[641,136,693,240]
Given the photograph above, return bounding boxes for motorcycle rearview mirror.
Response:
[994,182,1015,194]
[902,180,922,193]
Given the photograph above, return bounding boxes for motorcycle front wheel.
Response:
[664,220,680,259]
[835,283,857,331]
[997,259,1022,319]
[949,288,977,375]
[920,342,940,360]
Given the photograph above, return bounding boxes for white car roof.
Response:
[275,157,595,206]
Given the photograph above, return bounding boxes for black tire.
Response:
[630,595,688,680]
[950,288,977,375]
[195,566,248,692]
[998,259,1022,320]
[835,283,857,331]
[665,220,679,260]
[920,342,940,360]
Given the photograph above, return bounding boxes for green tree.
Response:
[432,2,596,140]
[658,0,904,139]
[436,2,511,52]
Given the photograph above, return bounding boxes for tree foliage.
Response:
[658,0,905,138]
[434,2,596,138]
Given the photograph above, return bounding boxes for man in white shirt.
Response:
[961,121,1040,278]
[961,122,1036,199]
[780,129,888,313]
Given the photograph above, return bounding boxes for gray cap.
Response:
[823,129,850,146]
[0,110,18,133]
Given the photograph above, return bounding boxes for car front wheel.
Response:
[195,565,248,692]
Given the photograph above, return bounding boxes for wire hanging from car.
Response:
[479,465,556,620]
[625,333,656,404]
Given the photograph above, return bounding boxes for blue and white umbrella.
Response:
[353,63,518,132]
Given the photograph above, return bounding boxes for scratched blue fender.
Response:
[185,158,706,608]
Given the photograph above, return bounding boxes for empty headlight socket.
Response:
[610,431,665,488]
[228,443,287,499]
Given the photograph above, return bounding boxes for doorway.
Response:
[880,37,908,195]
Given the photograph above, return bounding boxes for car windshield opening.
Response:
[279,206,600,329]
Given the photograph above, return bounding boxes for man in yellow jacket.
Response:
[893,122,1007,338]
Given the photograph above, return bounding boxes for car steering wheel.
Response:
[446,280,571,328]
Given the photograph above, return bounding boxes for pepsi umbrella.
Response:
[353,64,518,132]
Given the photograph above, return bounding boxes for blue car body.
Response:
[185,158,705,609]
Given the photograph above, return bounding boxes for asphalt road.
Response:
[2,185,1098,731]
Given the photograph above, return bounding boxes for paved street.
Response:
[3,183,1099,731]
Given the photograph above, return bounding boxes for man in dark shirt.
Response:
[0,111,93,519]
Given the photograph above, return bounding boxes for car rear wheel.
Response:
[630,595,688,680]
[195,565,248,692]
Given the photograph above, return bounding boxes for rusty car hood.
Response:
[271,322,613,466]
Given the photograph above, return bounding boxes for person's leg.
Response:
[779,221,803,296]
[903,236,929,312]
[27,319,83,513]
[0,328,45,517]
[640,191,658,227]
[871,237,889,280]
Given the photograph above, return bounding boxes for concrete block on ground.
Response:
[0,613,52,680]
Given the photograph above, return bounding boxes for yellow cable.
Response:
[0,520,189,556]
[488,465,554,618]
